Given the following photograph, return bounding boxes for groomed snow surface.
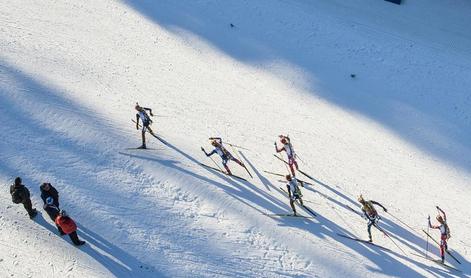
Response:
[1,0,471,277]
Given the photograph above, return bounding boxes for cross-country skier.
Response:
[428,206,451,263]
[286,175,303,216]
[135,102,155,149]
[358,195,387,242]
[201,137,245,175]
[275,135,299,176]
[10,177,37,219]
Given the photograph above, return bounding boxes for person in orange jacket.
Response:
[55,210,85,246]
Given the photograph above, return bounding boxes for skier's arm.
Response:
[428,215,439,229]
[274,143,283,153]
[143,107,154,117]
[436,206,446,222]
[135,114,140,129]
[205,149,217,157]
[371,200,387,212]
[286,184,292,198]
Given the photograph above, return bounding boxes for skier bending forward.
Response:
[201,137,245,175]
[358,195,387,242]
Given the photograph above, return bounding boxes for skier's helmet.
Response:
[436,215,444,223]
[285,174,292,181]
[358,195,365,204]
[211,140,220,147]
[14,177,22,185]
[281,138,287,144]
[46,197,54,205]
[135,103,142,111]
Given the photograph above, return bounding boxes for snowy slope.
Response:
[1,0,471,277]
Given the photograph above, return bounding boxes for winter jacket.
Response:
[40,184,59,207]
[43,203,60,222]
[10,184,31,204]
[55,215,77,234]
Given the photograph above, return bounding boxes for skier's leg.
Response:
[293,159,299,170]
[289,199,296,215]
[440,238,446,262]
[23,198,35,217]
[299,197,304,206]
[232,157,244,167]
[141,130,146,146]
[222,159,232,175]
[367,220,373,241]
[147,126,155,136]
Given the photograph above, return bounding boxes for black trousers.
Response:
[68,231,82,245]
[22,199,35,216]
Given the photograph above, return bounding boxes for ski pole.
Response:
[225,142,251,151]
[387,212,418,234]
[425,220,429,259]
[375,224,407,256]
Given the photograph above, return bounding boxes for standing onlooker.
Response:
[10,177,37,219]
[43,197,65,235]
[55,210,85,246]
[40,182,59,207]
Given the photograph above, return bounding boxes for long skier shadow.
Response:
[118,150,292,215]
[238,151,272,191]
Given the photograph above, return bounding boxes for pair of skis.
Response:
[199,163,247,181]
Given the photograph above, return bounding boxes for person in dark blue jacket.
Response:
[40,182,59,208]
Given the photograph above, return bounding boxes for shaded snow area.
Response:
[1,0,471,277]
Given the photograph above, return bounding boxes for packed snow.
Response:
[1,0,470,277]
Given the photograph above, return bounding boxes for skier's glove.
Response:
[201,147,205,152]
[383,208,387,213]
[150,112,154,117]
[436,206,440,210]
[136,125,139,130]
[427,215,430,221]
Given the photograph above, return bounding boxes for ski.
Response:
[125,147,159,150]
[337,233,392,252]
[225,142,251,151]
[279,187,317,217]
[264,170,284,177]
[263,213,315,219]
[200,163,247,181]
[264,170,311,185]
[422,229,461,264]
[273,154,315,181]
[410,252,461,272]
